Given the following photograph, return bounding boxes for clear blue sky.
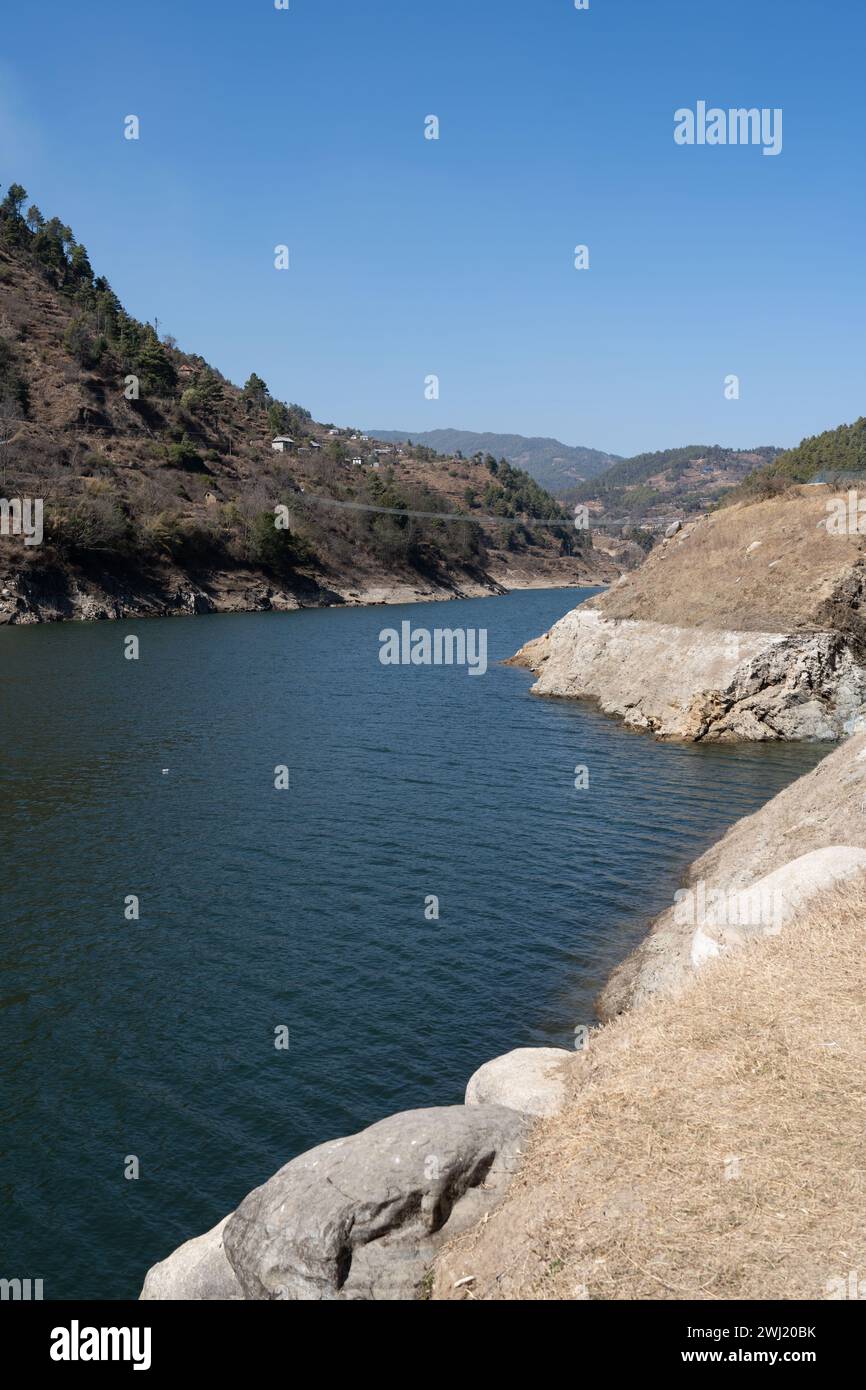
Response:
[2,0,863,456]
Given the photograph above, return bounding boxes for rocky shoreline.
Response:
[139,1056,572,1302]
[510,608,866,741]
[138,732,864,1300]
[136,491,866,1300]
[509,492,866,742]
[599,732,866,1017]
[0,554,608,625]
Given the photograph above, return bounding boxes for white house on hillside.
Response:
[271,436,295,453]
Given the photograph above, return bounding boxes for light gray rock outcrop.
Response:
[599,732,866,1017]
[139,1217,243,1300]
[689,844,866,966]
[222,1104,527,1301]
[465,1047,573,1117]
[513,608,866,741]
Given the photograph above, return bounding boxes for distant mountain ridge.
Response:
[368,429,621,494]
[565,444,783,526]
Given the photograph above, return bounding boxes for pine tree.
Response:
[70,243,93,286]
[1,183,27,217]
[267,400,290,435]
[137,338,178,396]
[242,372,270,411]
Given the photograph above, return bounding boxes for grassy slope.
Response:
[434,879,866,1301]
[590,491,866,638]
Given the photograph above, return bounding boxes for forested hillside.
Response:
[729,417,866,499]
[566,444,781,527]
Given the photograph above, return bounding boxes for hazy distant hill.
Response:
[565,444,782,526]
[368,429,620,494]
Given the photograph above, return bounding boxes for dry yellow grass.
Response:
[596,490,866,638]
[434,882,866,1300]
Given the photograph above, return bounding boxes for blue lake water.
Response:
[0,587,826,1298]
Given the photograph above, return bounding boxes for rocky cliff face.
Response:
[0,552,512,625]
[511,490,866,741]
[516,609,866,740]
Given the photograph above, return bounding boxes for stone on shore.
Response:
[139,1216,243,1300]
[223,1104,527,1301]
[465,1047,573,1117]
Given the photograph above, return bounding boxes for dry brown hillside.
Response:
[0,189,611,620]
[596,491,866,641]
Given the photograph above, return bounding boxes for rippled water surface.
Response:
[0,588,826,1298]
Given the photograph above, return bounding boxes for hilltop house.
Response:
[271,436,295,453]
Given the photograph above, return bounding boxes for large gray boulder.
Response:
[139,1217,243,1300]
[223,1104,527,1300]
[465,1047,573,1117]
